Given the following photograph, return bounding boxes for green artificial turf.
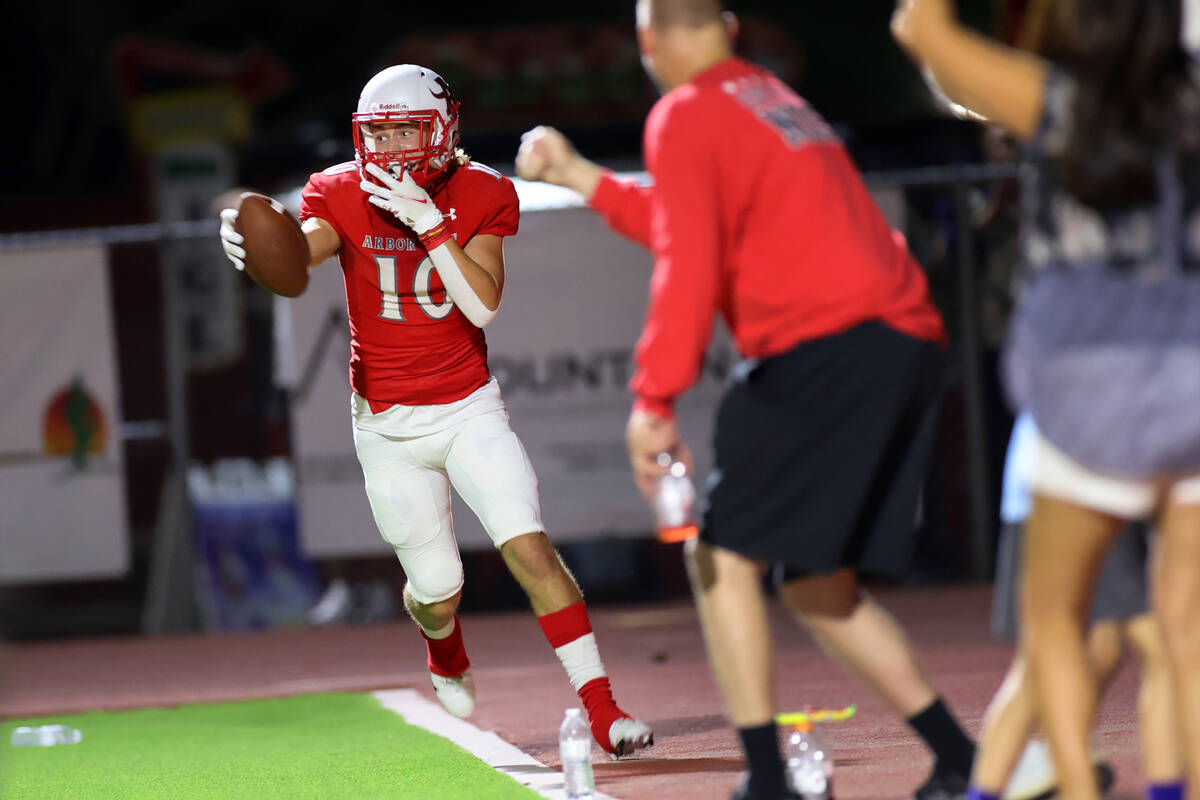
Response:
[0,692,542,799]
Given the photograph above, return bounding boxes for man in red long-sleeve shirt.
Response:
[517,2,973,799]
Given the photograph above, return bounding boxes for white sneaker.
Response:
[430,669,475,718]
[306,578,351,626]
[607,717,654,758]
[1004,739,1056,800]
[1003,738,1116,800]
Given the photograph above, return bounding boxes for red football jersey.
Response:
[300,161,520,406]
[590,57,946,418]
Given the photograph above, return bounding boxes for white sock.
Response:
[553,633,607,691]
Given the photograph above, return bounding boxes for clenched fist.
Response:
[515,126,603,200]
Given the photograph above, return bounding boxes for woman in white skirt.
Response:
[894,2,1200,799]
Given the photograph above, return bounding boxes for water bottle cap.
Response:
[669,461,686,477]
[565,708,582,717]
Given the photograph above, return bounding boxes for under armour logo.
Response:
[447,208,457,221]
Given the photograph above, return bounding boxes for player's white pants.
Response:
[351,378,544,605]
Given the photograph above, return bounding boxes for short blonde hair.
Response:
[639,0,724,29]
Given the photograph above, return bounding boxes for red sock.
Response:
[579,676,629,752]
[421,616,470,678]
[537,600,594,649]
[538,601,630,752]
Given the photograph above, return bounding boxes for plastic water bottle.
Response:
[11,725,82,747]
[559,707,594,800]
[785,721,833,799]
[652,454,698,543]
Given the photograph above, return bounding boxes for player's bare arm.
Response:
[516,126,604,200]
[891,0,1046,140]
[456,233,505,310]
[301,217,340,268]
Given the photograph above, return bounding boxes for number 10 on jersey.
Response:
[375,255,455,321]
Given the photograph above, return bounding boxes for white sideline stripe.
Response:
[374,689,620,800]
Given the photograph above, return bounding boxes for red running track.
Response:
[0,586,1144,800]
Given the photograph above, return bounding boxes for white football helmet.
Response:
[352,64,461,186]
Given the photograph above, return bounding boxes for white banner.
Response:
[0,245,129,582]
[286,207,731,556]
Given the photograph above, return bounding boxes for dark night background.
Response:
[5,0,1005,231]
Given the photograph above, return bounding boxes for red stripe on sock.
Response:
[537,600,593,648]
[422,616,470,678]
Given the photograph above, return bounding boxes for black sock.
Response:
[738,723,785,796]
[906,697,975,777]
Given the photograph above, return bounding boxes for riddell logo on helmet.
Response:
[370,103,408,111]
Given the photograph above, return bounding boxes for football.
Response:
[234,192,310,297]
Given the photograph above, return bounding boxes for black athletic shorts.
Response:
[700,320,945,578]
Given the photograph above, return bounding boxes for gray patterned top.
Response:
[1002,69,1200,477]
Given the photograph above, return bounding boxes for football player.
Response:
[219,64,653,757]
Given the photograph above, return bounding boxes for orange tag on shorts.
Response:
[657,524,699,543]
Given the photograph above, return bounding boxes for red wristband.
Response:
[418,218,453,250]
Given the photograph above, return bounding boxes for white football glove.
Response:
[359,162,497,327]
[360,163,445,237]
[219,208,246,271]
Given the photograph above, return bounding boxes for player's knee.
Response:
[403,563,465,611]
[427,592,461,621]
[779,568,861,619]
[405,583,462,617]
[499,531,558,577]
